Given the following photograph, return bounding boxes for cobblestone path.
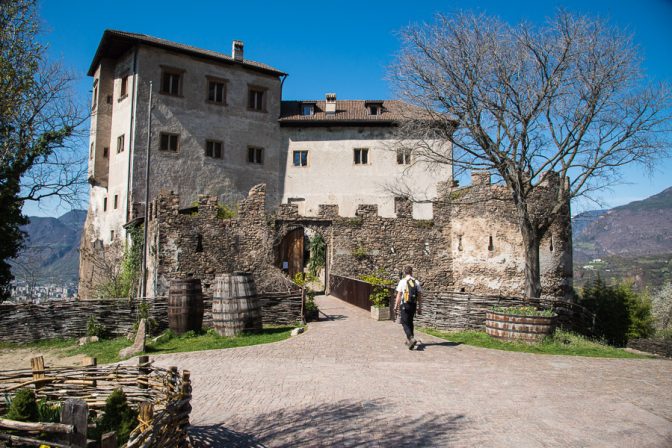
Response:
[149,295,672,447]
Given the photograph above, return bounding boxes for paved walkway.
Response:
[150,295,672,447]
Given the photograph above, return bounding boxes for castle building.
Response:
[83,30,450,249]
[80,30,571,301]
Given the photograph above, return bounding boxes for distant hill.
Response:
[11,210,86,285]
[573,187,672,290]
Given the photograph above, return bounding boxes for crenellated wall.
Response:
[143,175,572,300]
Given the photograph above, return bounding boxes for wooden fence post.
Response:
[82,356,97,387]
[101,431,117,448]
[30,356,45,390]
[138,355,150,389]
[60,399,87,447]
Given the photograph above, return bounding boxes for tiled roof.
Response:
[88,30,286,77]
[280,100,419,124]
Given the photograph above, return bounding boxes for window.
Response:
[119,75,129,98]
[106,95,113,104]
[302,104,315,116]
[394,196,405,214]
[397,148,412,165]
[247,146,264,164]
[368,105,381,115]
[103,147,109,158]
[113,195,118,209]
[90,143,94,160]
[103,197,107,212]
[160,68,182,96]
[92,79,98,109]
[205,140,223,159]
[110,230,115,241]
[354,148,369,165]
[207,78,226,104]
[159,133,179,152]
[117,134,125,153]
[248,87,265,111]
[293,150,308,167]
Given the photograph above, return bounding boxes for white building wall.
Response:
[130,46,283,212]
[281,127,452,218]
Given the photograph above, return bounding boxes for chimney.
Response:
[232,40,244,61]
[325,93,336,114]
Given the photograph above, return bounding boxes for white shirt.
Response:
[396,275,422,294]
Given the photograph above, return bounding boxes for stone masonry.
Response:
[144,173,572,300]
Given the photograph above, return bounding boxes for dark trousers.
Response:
[400,302,416,340]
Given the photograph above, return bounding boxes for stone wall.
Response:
[447,172,572,298]
[145,177,572,304]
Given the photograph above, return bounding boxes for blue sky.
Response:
[26,0,672,216]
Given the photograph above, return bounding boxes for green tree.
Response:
[0,0,85,300]
[580,278,655,346]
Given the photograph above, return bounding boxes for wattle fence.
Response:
[0,291,303,344]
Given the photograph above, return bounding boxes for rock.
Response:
[291,327,304,336]
[78,336,99,346]
[119,319,146,359]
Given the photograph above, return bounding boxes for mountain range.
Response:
[573,187,672,289]
[11,210,86,285]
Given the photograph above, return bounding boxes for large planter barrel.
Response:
[168,279,204,335]
[485,310,556,343]
[212,273,262,337]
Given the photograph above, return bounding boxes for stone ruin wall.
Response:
[448,172,573,299]
[143,175,572,300]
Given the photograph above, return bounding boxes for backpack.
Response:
[403,278,418,304]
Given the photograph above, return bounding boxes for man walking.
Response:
[394,266,422,349]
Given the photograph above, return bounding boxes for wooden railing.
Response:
[329,274,596,334]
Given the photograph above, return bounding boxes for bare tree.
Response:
[0,0,87,299]
[390,11,672,297]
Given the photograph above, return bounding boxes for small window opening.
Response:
[103,147,109,158]
[488,235,494,251]
[110,230,115,241]
[458,235,463,251]
[423,241,430,256]
[549,236,554,252]
[196,234,203,252]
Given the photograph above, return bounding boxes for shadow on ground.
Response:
[189,398,466,447]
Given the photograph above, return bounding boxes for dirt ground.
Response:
[0,347,85,371]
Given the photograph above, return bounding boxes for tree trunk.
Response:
[520,224,542,298]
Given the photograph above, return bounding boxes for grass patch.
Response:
[65,326,297,364]
[420,328,650,359]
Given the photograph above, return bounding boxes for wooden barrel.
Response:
[212,273,262,337]
[485,310,556,343]
[168,279,204,334]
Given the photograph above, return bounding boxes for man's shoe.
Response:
[408,337,417,350]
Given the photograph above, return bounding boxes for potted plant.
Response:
[360,272,395,321]
[485,305,557,342]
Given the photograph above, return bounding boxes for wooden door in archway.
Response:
[279,228,304,279]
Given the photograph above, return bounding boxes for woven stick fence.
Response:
[0,356,191,447]
[415,291,595,334]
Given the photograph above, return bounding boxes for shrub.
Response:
[5,388,38,422]
[490,306,555,317]
[360,271,395,308]
[93,388,138,446]
[307,234,326,277]
[37,398,61,423]
[216,204,237,219]
[87,315,106,338]
[651,282,672,335]
[352,246,368,260]
[580,278,655,346]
